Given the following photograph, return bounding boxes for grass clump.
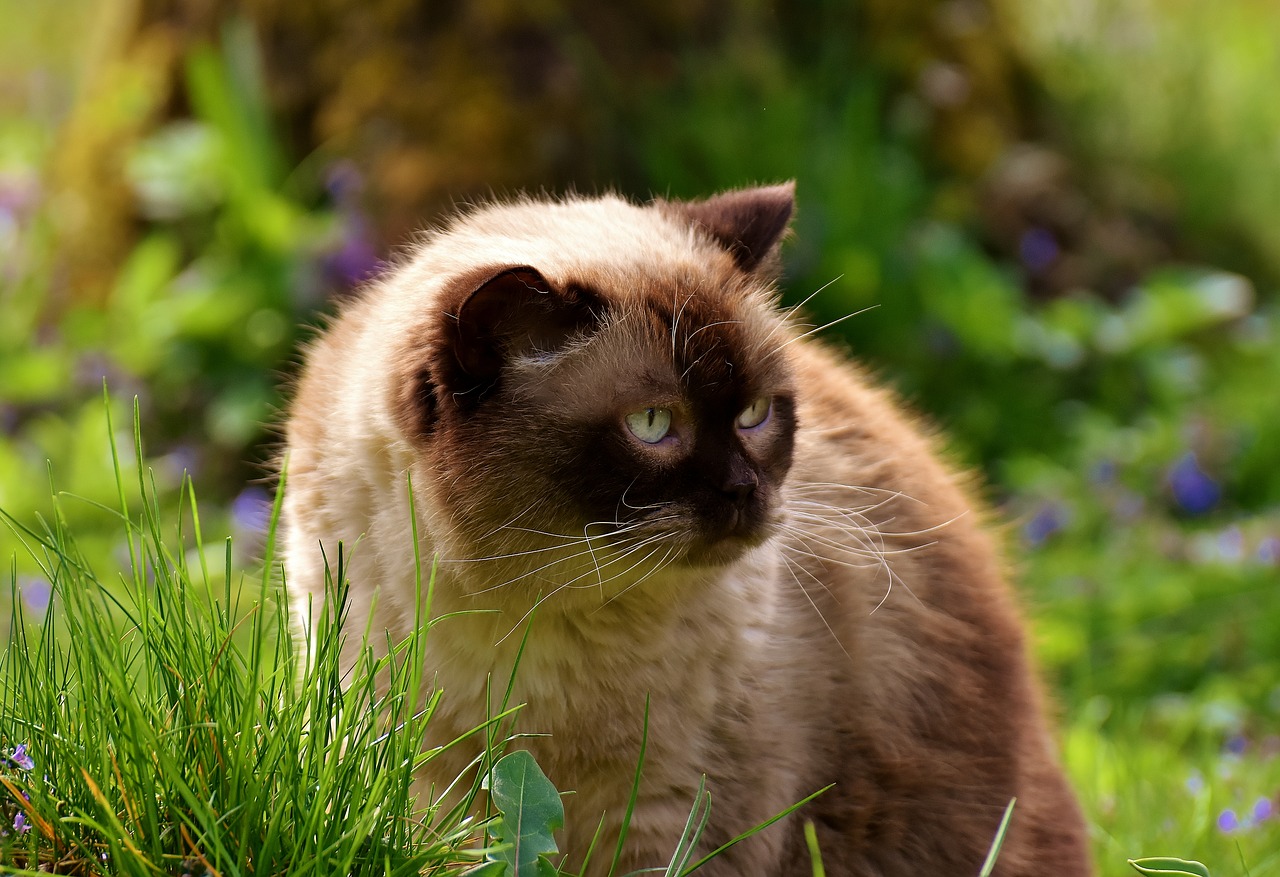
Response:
[0,402,476,875]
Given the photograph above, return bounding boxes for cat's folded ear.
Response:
[449,266,603,385]
[397,266,604,433]
[666,182,796,273]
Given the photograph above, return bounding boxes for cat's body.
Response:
[283,185,1091,875]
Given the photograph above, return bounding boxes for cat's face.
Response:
[390,186,798,597]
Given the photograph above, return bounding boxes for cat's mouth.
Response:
[680,503,779,567]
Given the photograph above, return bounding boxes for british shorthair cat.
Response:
[282,184,1092,875]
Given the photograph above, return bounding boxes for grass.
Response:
[0,401,479,874]
[1064,707,1280,875]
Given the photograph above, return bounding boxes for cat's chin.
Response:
[681,528,776,568]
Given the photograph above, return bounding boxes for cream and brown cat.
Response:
[283,184,1091,875]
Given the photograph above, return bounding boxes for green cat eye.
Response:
[735,396,771,430]
[625,407,673,443]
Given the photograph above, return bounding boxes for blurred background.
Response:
[1,0,1278,868]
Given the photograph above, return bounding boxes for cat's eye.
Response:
[735,396,772,430]
[625,407,673,444]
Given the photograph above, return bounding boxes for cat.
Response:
[282,183,1092,875]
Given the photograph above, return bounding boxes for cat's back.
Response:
[774,338,1091,875]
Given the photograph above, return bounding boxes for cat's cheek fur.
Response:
[282,186,1093,876]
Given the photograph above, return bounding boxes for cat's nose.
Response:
[720,472,758,506]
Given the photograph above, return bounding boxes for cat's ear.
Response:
[667,182,796,272]
[439,265,603,404]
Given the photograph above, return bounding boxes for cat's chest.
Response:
[422,582,779,740]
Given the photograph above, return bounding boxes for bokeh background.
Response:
[2,0,1278,870]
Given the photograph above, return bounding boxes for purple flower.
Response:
[12,811,29,834]
[8,744,34,771]
[1019,227,1059,273]
[158,444,203,483]
[1167,452,1220,515]
[1023,501,1069,546]
[1253,797,1274,823]
[325,217,381,288]
[18,577,52,616]
[1217,808,1239,832]
[325,160,364,202]
[1224,734,1248,756]
[1257,537,1279,566]
[231,486,274,537]
[320,161,382,289]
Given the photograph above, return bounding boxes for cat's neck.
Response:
[418,545,783,702]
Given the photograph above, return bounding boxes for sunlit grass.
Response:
[1064,707,1280,875]
[0,401,483,875]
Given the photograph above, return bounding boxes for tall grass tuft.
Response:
[0,398,480,875]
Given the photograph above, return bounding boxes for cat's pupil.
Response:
[625,406,672,443]
[736,396,771,430]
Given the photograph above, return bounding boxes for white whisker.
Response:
[782,274,844,320]
[774,305,880,352]
[779,553,851,660]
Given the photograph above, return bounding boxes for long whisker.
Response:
[774,305,880,352]
[473,521,682,597]
[779,553,852,660]
[477,495,552,541]
[590,545,670,611]
[782,274,844,320]
[451,517,650,564]
[490,527,677,644]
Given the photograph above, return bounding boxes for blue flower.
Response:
[1217,808,1239,832]
[17,578,52,616]
[12,811,29,834]
[1023,501,1069,546]
[8,744,34,771]
[1167,452,1220,515]
[231,487,273,537]
[1019,227,1059,273]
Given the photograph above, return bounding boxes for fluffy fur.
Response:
[282,184,1092,875]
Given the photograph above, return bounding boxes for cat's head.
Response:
[389,184,799,598]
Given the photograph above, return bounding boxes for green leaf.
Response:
[486,750,565,877]
[1128,857,1212,877]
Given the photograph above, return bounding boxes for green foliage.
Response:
[0,406,472,874]
[1,18,344,598]
[479,751,565,877]
[1010,0,1280,285]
